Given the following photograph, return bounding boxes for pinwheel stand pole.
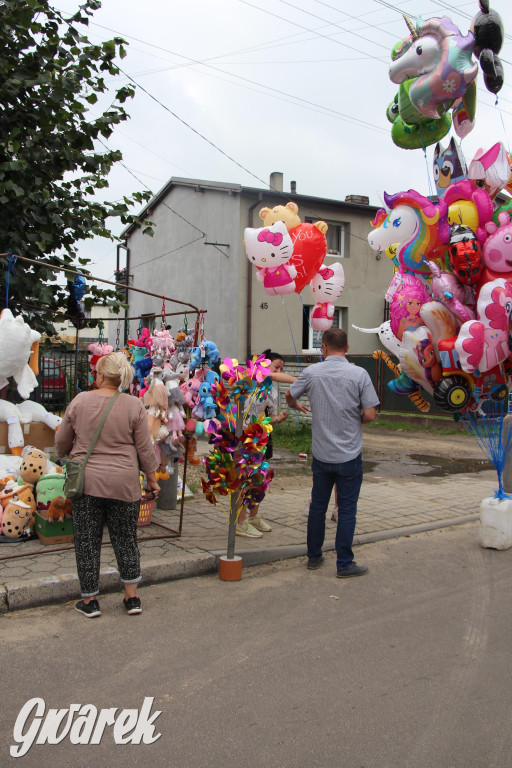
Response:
[219,406,244,581]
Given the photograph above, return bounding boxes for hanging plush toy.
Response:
[151,328,175,361]
[189,340,219,373]
[0,309,41,399]
[67,274,86,329]
[308,263,345,331]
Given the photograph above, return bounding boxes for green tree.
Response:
[0,0,153,334]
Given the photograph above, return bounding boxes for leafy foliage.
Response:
[0,0,153,333]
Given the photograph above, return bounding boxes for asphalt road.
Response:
[1,522,511,768]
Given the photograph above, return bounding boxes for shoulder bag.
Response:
[64,391,120,500]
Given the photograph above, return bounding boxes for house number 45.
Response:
[260,302,268,309]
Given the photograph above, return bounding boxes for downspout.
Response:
[116,241,130,345]
[246,192,262,359]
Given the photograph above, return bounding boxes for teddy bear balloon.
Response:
[308,263,345,331]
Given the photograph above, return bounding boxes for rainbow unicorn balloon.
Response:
[368,190,450,277]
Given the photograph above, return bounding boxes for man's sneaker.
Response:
[75,599,101,618]
[123,596,142,615]
[307,555,325,570]
[250,515,272,532]
[236,520,263,538]
[336,563,369,578]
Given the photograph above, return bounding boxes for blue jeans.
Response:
[307,455,363,569]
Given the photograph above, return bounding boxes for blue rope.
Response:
[4,251,17,308]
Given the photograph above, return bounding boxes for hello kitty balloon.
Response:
[244,221,297,295]
[309,263,345,331]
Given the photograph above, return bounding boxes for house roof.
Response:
[120,176,380,239]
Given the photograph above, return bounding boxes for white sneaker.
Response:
[236,520,263,538]
[250,515,272,532]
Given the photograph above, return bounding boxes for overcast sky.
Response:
[52,0,512,283]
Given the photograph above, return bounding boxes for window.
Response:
[302,306,348,352]
[305,219,347,257]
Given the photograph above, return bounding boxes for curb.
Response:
[213,514,480,567]
[1,552,216,613]
[1,516,479,612]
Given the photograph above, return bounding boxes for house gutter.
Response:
[246,192,262,359]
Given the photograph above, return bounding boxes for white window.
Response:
[302,306,348,352]
[306,219,347,257]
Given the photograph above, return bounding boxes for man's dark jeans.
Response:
[307,455,363,569]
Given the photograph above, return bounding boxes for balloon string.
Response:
[281,295,303,427]
[420,126,435,199]
[496,98,511,157]
[299,294,323,362]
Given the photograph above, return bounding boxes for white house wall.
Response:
[125,184,242,355]
[124,181,395,360]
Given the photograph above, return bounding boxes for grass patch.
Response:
[272,421,312,454]
[368,418,466,436]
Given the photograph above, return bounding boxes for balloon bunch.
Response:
[387,3,505,149]
[361,141,512,415]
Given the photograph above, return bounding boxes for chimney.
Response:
[290,180,296,194]
[269,172,283,192]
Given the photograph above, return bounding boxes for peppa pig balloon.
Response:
[309,263,345,331]
[478,210,512,290]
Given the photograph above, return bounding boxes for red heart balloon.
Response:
[288,223,327,293]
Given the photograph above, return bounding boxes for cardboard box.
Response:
[35,509,74,546]
[0,423,56,455]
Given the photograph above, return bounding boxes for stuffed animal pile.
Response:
[0,446,65,539]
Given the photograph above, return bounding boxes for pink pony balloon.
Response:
[455,278,512,373]
[427,262,475,324]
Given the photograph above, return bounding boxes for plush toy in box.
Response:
[35,473,73,545]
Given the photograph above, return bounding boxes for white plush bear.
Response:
[0,309,41,399]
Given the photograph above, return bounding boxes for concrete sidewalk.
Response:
[0,450,496,612]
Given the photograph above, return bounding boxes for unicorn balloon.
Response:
[389,16,478,122]
[368,190,450,278]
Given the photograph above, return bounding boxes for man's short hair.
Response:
[322,328,348,351]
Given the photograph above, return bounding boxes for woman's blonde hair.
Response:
[96,352,134,391]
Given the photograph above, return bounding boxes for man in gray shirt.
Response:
[286,328,379,578]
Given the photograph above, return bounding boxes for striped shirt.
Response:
[289,355,380,463]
